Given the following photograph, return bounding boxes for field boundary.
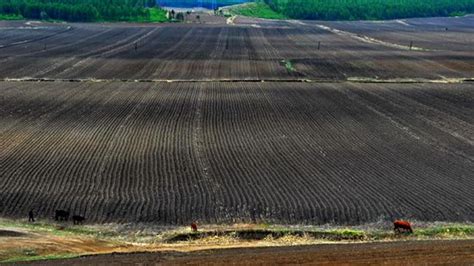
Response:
[1,77,472,84]
[1,217,473,263]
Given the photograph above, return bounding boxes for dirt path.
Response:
[21,240,474,265]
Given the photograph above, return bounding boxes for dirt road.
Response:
[22,240,474,265]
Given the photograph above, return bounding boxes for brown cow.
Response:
[191,222,198,232]
[394,220,413,234]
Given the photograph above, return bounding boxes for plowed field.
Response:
[1,81,473,224]
[0,16,473,80]
[0,16,473,225]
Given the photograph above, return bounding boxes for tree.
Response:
[176,12,185,21]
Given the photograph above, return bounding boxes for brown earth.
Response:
[1,81,473,224]
[0,16,473,80]
[19,240,474,265]
[1,15,473,225]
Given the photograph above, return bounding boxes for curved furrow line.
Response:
[280,82,436,221]
[202,27,226,79]
[93,85,147,222]
[179,85,203,223]
[251,83,339,222]
[1,83,111,216]
[71,84,142,222]
[0,27,113,63]
[187,27,224,79]
[189,83,218,222]
[213,84,312,222]
[259,83,372,223]
[307,22,469,78]
[66,84,134,221]
[348,85,474,193]
[394,83,474,124]
[173,83,199,223]
[147,27,196,79]
[0,83,56,134]
[349,83,473,161]
[282,25,375,79]
[338,83,473,217]
[253,84,333,222]
[159,84,182,223]
[0,82,88,150]
[261,83,357,222]
[311,84,459,213]
[0,83,102,171]
[249,28,286,79]
[205,83,247,222]
[34,27,152,78]
[0,25,72,51]
[231,83,294,221]
[27,27,141,77]
[0,82,98,187]
[370,84,474,145]
[316,84,450,219]
[274,83,411,221]
[200,85,232,221]
[225,83,296,221]
[4,83,113,216]
[144,84,177,223]
[126,84,162,221]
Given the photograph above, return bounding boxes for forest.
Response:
[0,0,162,22]
[263,0,474,20]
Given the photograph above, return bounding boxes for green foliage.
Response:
[449,11,467,17]
[329,228,366,238]
[0,13,23,20]
[147,7,168,22]
[0,0,167,22]
[280,59,296,72]
[229,1,287,19]
[263,0,474,20]
[1,253,78,263]
[414,225,474,237]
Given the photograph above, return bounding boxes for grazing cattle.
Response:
[28,210,35,222]
[55,210,70,221]
[72,215,85,225]
[394,220,413,234]
[191,222,198,232]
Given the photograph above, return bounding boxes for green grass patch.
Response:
[414,225,474,237]
[329,229,366,238]
[1,253,79,263]
[0,14,24,20]
[449,11,467,17]
[0,218,116,238]
[280,59,296,72]
[139,8,169,23]
[228,2,287,20]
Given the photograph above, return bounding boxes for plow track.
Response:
[1,81,473,224]
[1,16,473,225]
[0,17,473,81]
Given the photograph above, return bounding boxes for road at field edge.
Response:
[20,239,474,265]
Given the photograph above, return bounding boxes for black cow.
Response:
[72,215,85,225]
[28,210,35,222]
[55,210,70,221]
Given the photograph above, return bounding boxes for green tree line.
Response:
[0,0,161,22]
[263,0,474,20]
